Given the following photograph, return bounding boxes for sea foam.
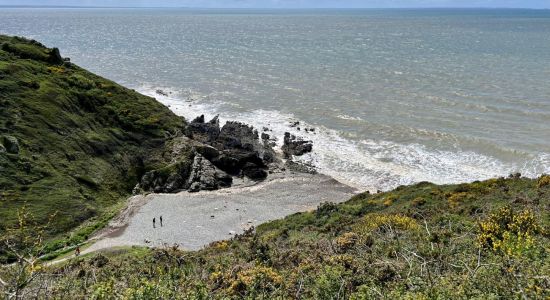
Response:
[139,85,550,192]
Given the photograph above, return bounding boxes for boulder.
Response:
[48,47,64,65]
[139,160,193,193]
[3,135,19,154]
[186,154,232,192]
[282,132,312,158]
[155,89,169,97]
[194,144,220,160]
[242,162,268,180]
[214,121,259,151]
[285,160,317,174]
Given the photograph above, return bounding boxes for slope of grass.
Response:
[0,35,186,260]
[42,176,550,299]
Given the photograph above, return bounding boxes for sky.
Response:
[0,0,549,9]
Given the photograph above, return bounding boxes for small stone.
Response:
[3,136,19,154]
[229,230,236,235]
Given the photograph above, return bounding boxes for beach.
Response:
[87,171,356,253]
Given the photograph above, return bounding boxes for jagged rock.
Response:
[215,121,258,151]
[285,160,317,174]
[139,160,193,193]
[187,115,220,143]
[185,117,277,182]
[211,154,241,174]
[282,132,312,158]
[49,47,64,65]
[194,144,220,160]
[186,154,232,192]
[3,136,19,154]
[242,162,268,180]
[156,89,168,96]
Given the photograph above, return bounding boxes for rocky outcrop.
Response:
[187,154,232,192]
[282,132,312,158]
[139,159,193,193]
[138,116,317,194]
[2,136,19,154]
[185,116,276,181]
[187,115,221,144]
[285,160,317,174]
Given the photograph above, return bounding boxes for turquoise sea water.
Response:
[1,8,549,190]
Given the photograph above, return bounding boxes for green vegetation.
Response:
[0,35,186,261]
[0,35,548,298]
[12,175,548,299]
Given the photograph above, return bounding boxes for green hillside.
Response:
[0,35,548,299]
[43,176,550,298]
[0,35,186,253]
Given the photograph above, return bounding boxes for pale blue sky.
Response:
[0,0,549,8]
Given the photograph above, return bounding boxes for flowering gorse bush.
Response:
[478,206,542,257]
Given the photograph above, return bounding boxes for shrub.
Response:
[314,266,346,299]
[316,202,338,217]
[336,232,359,251]
[354,213,419,235]
[67,74,95,90]
[537,175,550,188]
[478,206,542,257]
[228,266,283,295]
[383,195,396,207]
[447,192,471,208]
[411,197,426,207]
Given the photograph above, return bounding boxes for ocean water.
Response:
[1,8,549,191]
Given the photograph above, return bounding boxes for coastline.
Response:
[87,170,357,253]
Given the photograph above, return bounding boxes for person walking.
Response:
[160,215,163,227]
[153,217,156,228]
[75,246,80,257]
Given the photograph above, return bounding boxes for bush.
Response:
[478,206,542,257]
[228,265,283,296]
[537,175,550,188]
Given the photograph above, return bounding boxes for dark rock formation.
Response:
[187,154,232,192]
[282,132,312,158]
[155,89,169,97]
[48,47,64,65]
[242,162,268,180]
[139,160,192,193]
[3,136,19,154]
[185,116,277,181]
[285,160,317,174]
[193,144,220,161]
[187,115,220,143]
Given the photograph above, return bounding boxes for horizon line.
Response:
[0,5,548,10]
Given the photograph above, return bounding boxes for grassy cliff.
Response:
[0,35,186,252]
[0,36,548,298]
[44,176,549,298]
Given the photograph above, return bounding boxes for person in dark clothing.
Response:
[160,215,163,227]
[75,246,80,257]
[153,217,156,228]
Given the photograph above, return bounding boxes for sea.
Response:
[1,8,549,191]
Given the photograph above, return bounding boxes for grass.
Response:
[35,176,550,299]
[0,35,548,299]
[0,35,187,261]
